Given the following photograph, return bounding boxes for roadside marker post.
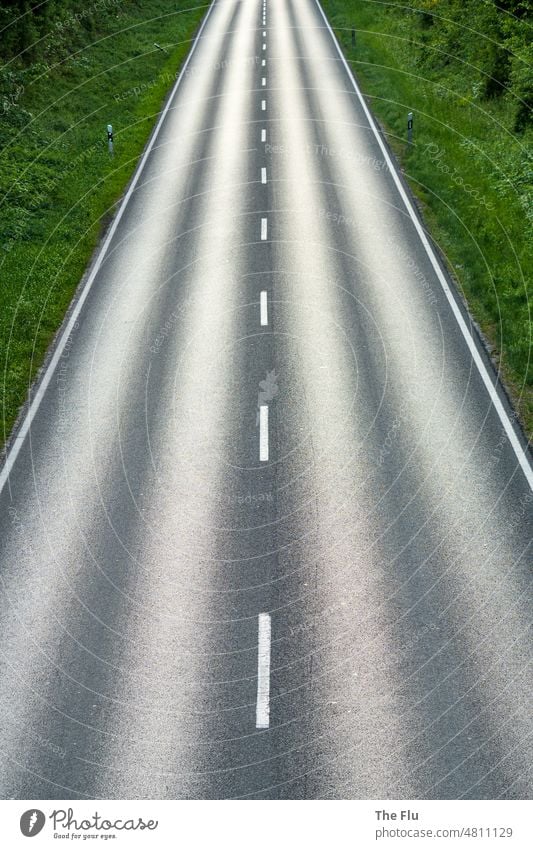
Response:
[407,111,413,146]
[107,124,114,156]
[351,28,355,48]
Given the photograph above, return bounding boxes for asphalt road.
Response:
[0,0,531,800]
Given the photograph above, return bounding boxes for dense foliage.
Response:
[0,0,123,60]
[406,0,532,132]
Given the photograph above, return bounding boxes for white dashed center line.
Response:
[260,291,268,326]
[259,404,269,461]
[256,613,271,729]
[253,2,270,733]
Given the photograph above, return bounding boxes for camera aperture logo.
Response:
[20,809,45,837]
[256,369,279,425]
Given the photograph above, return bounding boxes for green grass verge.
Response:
[321,0,533,438]
[0,1,208,448]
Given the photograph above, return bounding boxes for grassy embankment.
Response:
[322,0,533,438]
[0,0,208,447]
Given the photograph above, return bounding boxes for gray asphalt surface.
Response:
[0,0,531,800]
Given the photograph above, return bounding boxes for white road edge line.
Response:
[260,291,268,326]
[0,0,218,497]
[314,0,533,492]
[261,217,268,241]
[261,167,267,184]
[259,404,269,461]
[256,613,271,729]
